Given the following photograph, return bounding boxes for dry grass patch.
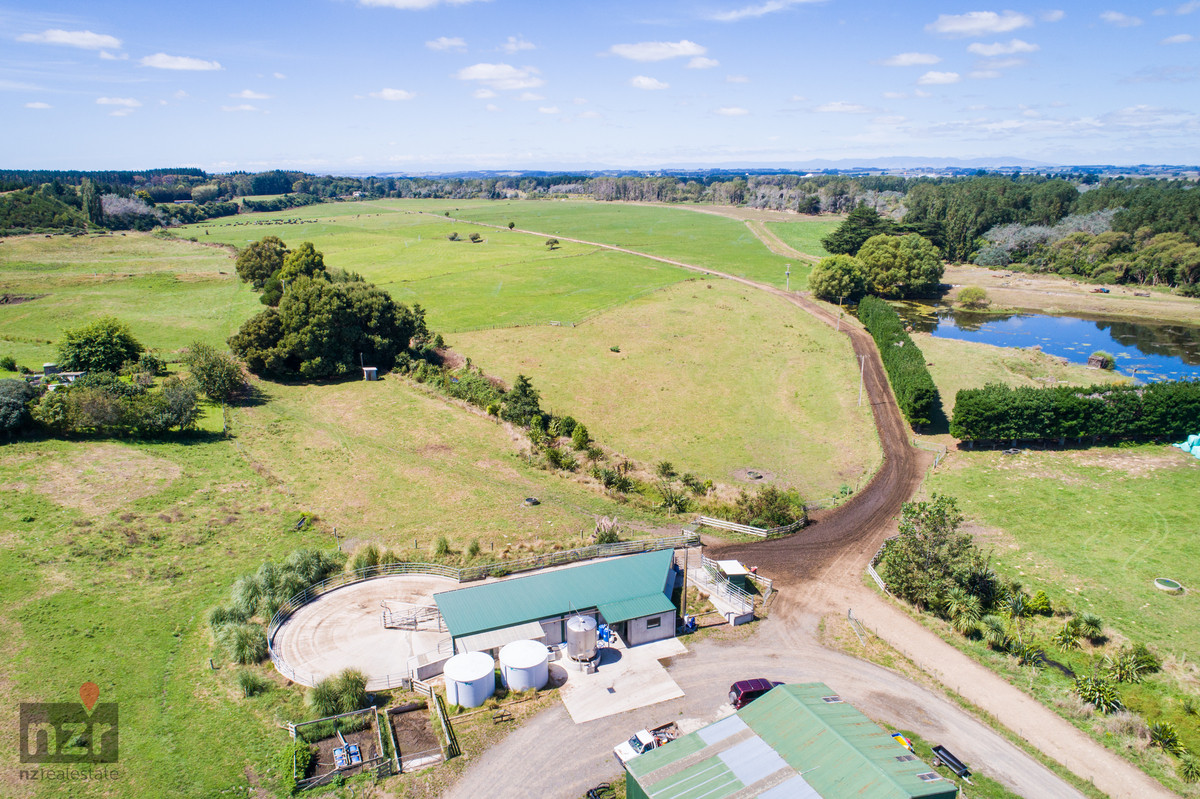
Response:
[33,443,182,515]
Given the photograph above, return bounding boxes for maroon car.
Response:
[729,679,781,709]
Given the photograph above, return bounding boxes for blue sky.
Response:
[3,1,1199,171]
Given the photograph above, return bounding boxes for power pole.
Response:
[858,355,866,406]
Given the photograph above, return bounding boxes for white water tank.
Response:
[443,651,495,708]
[499,640,549,692]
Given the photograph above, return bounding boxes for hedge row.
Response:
[856,296,940,427]
[949,381,1200,442]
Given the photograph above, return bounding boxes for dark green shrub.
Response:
[1179,752,1200,783]
[1073,675,1124,714]
[434,536,450,557]
[658,482,691,515]
[655,461,676,479]
[571,423,590,450]
[856,296,939,427]
[57,316,143,373]
[467,539,481,558]
[1150,721,1184,755]
[0,355,17,371]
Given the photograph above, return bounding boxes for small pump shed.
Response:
[363,366,378,381]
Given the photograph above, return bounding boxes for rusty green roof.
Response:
[627,683,958,799]
[434,549,675,640]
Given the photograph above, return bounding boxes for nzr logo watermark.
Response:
[18,682,120,782]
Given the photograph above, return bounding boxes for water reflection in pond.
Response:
[893,302,1200,383]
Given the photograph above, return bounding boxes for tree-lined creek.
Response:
[893,302,1200,383]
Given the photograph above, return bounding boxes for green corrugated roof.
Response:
[598,593,677,623]
[434,549,675,640]
[627,683,958,799]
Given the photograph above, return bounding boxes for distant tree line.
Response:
[856,297,940,428]
[949,381,1200,443]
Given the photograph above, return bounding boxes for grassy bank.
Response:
[455,279,879,500]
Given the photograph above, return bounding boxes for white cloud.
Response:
[141,53,222,71]
[610,40,705,61]
[426,36,466,51]
[1041,9,1066,21]
[880,52,942,66]
[18,29,121,50]
[1179,1,1200,12]
[24,101,51,109]
[538,105,559,114]
[883,91,908,99]
[1162,33,1195,43]
[473,88,497,99]
[96,96,141,107]
[485,103,500,112]
[815,101,871,113]
[358,0,489,7]
[573,97,588,105]
[716,106,749,115]
[174,90,189,99]
[726,74,749,83]
[232,89,271,99]
[980,57,1028,69]
[688,56,720,69]
[370,88,415,100]
[967,39,1039,56]
[918,70,961,85]
[630,75,669,90]
[926,11,1033,37]
[455,63,544,90]
[518,91,544,101]
[108,108,135,117]
[1100,10,1143,26]
[970,69,1003,78]
[914,89,931,97]
[709,0,821,22]
[221,104,258,112]
[273,72,286,79]
[99,51,128,61]
[790,94,807,101]
[502,36,534,53]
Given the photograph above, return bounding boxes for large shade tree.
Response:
[857,233,944,298]
[57,316,143,373]
[235,236,289,289]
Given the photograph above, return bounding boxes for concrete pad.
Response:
[558,636,688,724]
[272,574,457,690]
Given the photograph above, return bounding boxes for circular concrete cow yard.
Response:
[272,574,456,690]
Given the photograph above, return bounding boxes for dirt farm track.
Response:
[437,213,1178,799]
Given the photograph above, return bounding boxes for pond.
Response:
[893,303,1200,383]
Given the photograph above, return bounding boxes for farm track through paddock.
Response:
[440,211,1175,799]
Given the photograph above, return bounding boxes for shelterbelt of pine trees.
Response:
[950,380,1200,443]
[856,296,939,428]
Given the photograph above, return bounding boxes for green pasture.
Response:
[188,205,692,332]
[455,279,879,500]
[231,376,663,547]
[0,233,258,366]
[765,218,841,259]
[417,199,802,288]
[0,374,660,797]
[930,446,1200,656]
[915,334,1126,434]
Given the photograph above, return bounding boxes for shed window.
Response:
[646,617,662,629]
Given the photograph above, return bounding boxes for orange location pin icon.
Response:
[80,682,100,711]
